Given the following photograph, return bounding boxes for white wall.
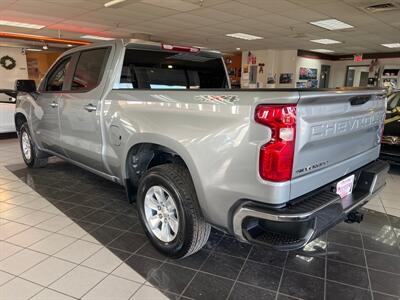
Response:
[242,49,400,89]
[0,47,28,90]
[241,49,297,88]
[331,58,400,88]
[241,50,332,88]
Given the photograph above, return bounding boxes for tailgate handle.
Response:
[350,95,371,106]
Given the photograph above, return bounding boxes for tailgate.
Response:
[292,90,386,181]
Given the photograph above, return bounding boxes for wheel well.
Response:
[15,113,27,133]
[125,143,187,202]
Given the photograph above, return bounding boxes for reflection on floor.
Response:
[0,137,399,300]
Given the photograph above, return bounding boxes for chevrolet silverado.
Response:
[14,40,389,258]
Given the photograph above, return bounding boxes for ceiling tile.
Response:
[213,1,270,18]
[141,0,201,11]
[189,7,239,22]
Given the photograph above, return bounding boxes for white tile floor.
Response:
[0,138,399,300]
[0,138,168,300]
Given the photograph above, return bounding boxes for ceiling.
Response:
[1,0,400,54]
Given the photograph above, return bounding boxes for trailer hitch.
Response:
[345,211,364,224]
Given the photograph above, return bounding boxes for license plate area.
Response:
[336,174,355,199]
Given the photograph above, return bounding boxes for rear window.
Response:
[117,49,228,90]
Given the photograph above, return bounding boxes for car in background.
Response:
[0,89,17,133]
[380,90,400,164]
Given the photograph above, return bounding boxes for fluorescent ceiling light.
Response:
[226,33,263,40]
[310,19,353,30]
[0,20,44,29]
[381,43,400,48]
[311,49,335,53]
[80,35,114,41]
[104,0,126,8]
[26,48,42,52]
[310,39,341,44]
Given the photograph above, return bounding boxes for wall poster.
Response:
[299,67,318,80]
[267,73,276,84]
[307,79,319,88]
[296,81,307,88]
[279,73,293,84]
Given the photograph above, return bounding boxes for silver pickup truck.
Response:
[15,40,389,258]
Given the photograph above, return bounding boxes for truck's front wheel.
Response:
[137,164,210,258]
[19,123,48,168]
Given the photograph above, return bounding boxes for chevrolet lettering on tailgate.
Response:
[310,111,385,140]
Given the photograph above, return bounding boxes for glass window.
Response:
[45,57,71,91]
[71,48,109,91]
[117,49,228,90]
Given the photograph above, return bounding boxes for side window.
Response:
[45,58,71,92]
[71,48,109,92]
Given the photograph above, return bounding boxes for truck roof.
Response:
[61,39,222,58]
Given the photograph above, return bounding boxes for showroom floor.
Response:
[0,138,399,300]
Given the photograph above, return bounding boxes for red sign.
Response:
[354,54,363,62]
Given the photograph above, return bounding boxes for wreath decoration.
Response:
[0,55,16,70]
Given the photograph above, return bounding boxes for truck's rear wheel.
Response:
[19,123,48,168]
[137,164,210,258]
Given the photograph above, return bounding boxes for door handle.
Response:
[84,103,97,112]
[49,102,58,108]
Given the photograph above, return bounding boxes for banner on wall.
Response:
[247,51,256,64]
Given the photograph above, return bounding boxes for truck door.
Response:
[33,55,73,155]
[59,47,111,173]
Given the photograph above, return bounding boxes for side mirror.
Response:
[15,79,36,93]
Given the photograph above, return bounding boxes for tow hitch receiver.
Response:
[345,211,364,223]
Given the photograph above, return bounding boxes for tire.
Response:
[137,164,211,258]
[19,123,48,168]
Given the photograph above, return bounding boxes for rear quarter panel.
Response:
[102,90,299,228]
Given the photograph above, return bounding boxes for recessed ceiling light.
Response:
[311,49,335,53]
[381,43,400,48]
[104,0,127,8]
[236,47,241,51]
[67,44,73,47]
[226,33,263,40]
[0,20,44,29]
[80,35,114,41]
[310,19,353,30]
[310,39,341,45]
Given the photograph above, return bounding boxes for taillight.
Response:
[255,105,297,182]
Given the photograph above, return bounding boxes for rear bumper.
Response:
[232,160,389,251]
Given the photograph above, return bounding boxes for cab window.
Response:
[71,48,110,92]
[45,57,71,91]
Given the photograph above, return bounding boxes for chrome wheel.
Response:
[144,185,179,243]
[21,131,31,161]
